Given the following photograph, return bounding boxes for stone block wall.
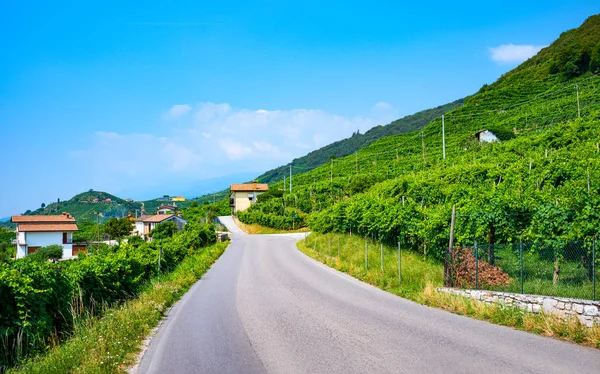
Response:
[437,288,600,327]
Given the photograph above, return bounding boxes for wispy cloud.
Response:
[488,44,546,64]
[70,102,396,191]
[163,104,192,120]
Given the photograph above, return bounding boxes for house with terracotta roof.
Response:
[230,183,269,213]
[156,203,178,215]
[134,213,187,240]
[11,212,79,259]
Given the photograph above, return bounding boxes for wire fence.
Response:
[445,240,599,300]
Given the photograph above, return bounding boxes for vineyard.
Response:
[0,207,219,371]
[238,15,600,281]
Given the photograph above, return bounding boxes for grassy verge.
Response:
[299,232,600,348]
[233,216,309,235]
[9,242,228,373]
[298,232,443,300]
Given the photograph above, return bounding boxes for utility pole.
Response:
[290,164,292,193]
[442,115,446,160]
[576,83,581,118]
[330,159,333,183]
[284,174,286,191]
[355,152,358,174]
[421,132,426,165]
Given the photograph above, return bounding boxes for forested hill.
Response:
[255,98,464,184]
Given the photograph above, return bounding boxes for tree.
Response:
[590,43,600,73]
[149,221,178,240]
[103,218,134,241]
[41,203,46,209]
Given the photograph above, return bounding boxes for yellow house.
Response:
[230,183,268,213]
[170,196,186,202]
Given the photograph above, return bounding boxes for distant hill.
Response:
[25,190,141,222]
[19,191,202,223]
[255,98,464,184]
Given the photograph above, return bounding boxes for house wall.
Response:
[232,191,265,213]
[233,192,251,213]
[134,222,145,236]
[479,131,499,143]
[16,231,73,259]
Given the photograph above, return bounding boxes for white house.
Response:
[474,129,499,143]
[134,213,187,240]
[230,183,269,213]
[11,212,79,259]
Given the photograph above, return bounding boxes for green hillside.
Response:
[26,190,142,222]
[255,99,464,184]
[239,14,600,260]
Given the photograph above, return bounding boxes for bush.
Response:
[149,221,178,240]
[29,244,64,262]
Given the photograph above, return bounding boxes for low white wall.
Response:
[438,288,600,327]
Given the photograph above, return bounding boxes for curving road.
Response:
[138,216,600,373]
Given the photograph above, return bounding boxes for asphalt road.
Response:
[138,216,600,373]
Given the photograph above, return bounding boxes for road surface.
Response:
[138,216,600,373]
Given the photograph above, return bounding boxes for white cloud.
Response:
[373,101,392,111]
[70,102,396,192]
[488,44,546,64]
[163,104,192,120]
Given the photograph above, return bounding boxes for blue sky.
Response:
[1,1,599,217]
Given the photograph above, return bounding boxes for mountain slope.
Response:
[238,14,600,259]
[255,98,464,184]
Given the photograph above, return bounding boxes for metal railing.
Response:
[445,239,598,300]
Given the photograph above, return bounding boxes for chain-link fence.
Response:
[445,240,599,300]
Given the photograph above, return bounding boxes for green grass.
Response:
[298,232,443,301]
[8,242,228,374]
[300,232,600,349]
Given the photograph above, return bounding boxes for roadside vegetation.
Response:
[300,232,600,348]
[0,201,226,372]
[8,242,227,373]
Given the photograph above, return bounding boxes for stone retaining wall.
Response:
[438,288,600,327]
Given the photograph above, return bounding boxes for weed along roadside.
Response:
[7,242,228,374]
[299,232,600,349]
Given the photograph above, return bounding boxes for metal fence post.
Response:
[520,239,524,294]
[379,243,383,273]
[475,241,479,290]
[158,242,162,273]
[398,241,402,283]
[594,237,597,301]
[365,237,369,271]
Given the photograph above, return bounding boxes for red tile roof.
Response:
[12,213,76,223]
[136,214,175,223]
[18,223,79,232]
[230,183,269,192]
